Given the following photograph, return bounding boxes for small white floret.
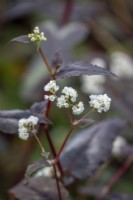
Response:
[44,80,59,93]
[18,127,29,140]
[72,102,84,115]
[18,118,27,128]
[62,87,78,102]
[57,95,69,108]
[33,26,40,34]
[89,94,111,113]
[44,95,56,101]
[18,115,39,140]
[27,116,39,125]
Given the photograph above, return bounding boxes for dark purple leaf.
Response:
[31,101,52,124]
[0,110,31,119]
[2,1,106,22]
[30,101,48,114]
[0,118,18,134]
[0,101,51,134]
[56,61,116,79]
[51,51,62,69]
[121,144,133,157]
[11,35,30,43]
[60,119,126,180]
[25,159,51,182]
[106,192,133,200]
[9,176,69,200]
[77,185,101,197]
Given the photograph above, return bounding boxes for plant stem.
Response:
[95,156,133,200]
[44,98,63,200]
[54,126,74,164]
[45,129,64,176]
[45,100,51,117]
[32,132,46,153]
[73,108,95,126]
[38,48,52,75]
[53,165,63,200]
[44,100,64,176]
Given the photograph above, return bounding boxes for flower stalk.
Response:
[32,131,46,153]
[39,48,53,76]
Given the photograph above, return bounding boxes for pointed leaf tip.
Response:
[11,35,31,43]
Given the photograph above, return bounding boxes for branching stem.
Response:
[72,108,95,126]
[45,129,64,176]
[54,126,74,164]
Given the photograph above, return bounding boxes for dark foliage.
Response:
[56,61,115,79]
[0,101,50,134]
[11,35,30,43]
[61,119,126,179]
[106,192,133,200]
[8,176,69,200]
[51,51,63,69]
[25,159,51,182]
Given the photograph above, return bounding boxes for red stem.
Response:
[54,126,74,164]
[95,156,133,200]
[60,0,74,25]
[53,165,63,200]
[45,100,51,117]
[38,48,52,75]
[45,129,64,176]
[45,100,64,176]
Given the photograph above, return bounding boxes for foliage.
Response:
[0,0,133,200]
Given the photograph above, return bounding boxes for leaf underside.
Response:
[61,119,126,180]
[9,176,69,200]
[56,61,116,79]
[11,35,31,43]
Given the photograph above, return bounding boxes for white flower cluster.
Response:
[62,87,78,102]
[89,94,111,113]
[44,81,84,115]
[28,26,47,42]
[57,86,84,115]
[44,80,59,93]
[18,116,39,140]
[57,87,78,108]
[44,80,59,101]
[57,95,69,108]
[44,81,111,115]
